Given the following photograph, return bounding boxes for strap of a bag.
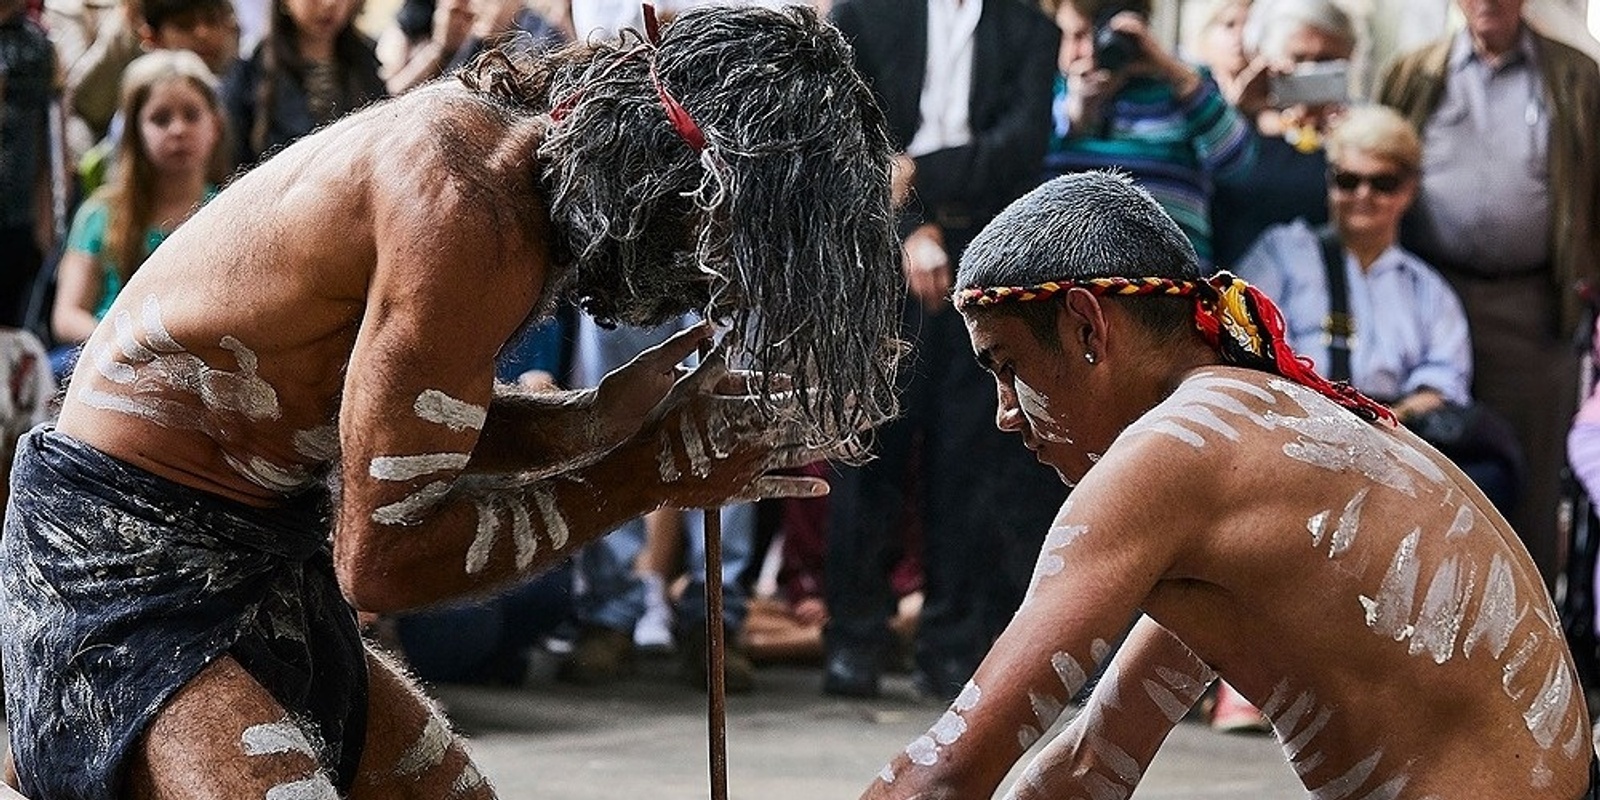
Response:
[1317,225,1354,383]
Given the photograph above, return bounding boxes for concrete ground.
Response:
[437,651,1304,799]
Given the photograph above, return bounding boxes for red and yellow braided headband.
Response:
[954,272,1396,425]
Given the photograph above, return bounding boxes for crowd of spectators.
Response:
[2,0,1599,740]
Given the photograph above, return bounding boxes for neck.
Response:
[153,170,209,214]
[298,31,337,62]
[1337,226,1394,271]
[1471,24,1521,62]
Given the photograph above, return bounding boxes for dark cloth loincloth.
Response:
[1588,754,1600,800]
[0,426,367,800]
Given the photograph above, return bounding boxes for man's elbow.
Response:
[334,528,425,613]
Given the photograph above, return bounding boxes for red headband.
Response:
[549,3,707,153]
[955,273,1396,425]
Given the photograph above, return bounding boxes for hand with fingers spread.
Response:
[588,322,712,452]
[632,349,832,509]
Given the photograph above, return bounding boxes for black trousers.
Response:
[824,288,1065,686]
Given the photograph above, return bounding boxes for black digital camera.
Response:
[1092,5,1141,72]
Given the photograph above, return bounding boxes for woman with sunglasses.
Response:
[1236,104,1471,430]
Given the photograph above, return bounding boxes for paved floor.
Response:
[437,652,1304,799]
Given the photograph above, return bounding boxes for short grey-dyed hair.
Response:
[956,171,1202,343]
[1242,0,1354,60]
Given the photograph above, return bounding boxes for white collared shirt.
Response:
[905,0,982,157]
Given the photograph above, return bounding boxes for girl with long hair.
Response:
[52,49,227,377]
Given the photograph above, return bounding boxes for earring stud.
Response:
[1084,352,1096,364]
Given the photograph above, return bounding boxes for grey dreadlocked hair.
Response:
[458,5,902,454]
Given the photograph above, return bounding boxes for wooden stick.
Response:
[701,338,728,800]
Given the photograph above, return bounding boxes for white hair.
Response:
[1242,0,1354,59]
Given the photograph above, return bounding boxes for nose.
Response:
[995,383,1024,433]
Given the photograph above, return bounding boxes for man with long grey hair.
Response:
[0,6,902,799]
[861,170,1595,799]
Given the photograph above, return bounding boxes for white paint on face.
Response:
[1014,377,1072,444]
[1446,505,1475,540]
[510,503,536,570]
[1309,748,1381,799]
[394,715,453,777]
[1028,690,1064,729]
[466,500,500,574]
[678,415,712,478]
[1052,651,1086,695]
[1524,660,1575,750]
[878,764,896,784]
[1308,510,1330,547]
[905,735,939,766]
[1409,555,1473,664]
[372,481,453,526]
[265,776,340,800]
[1358,529,1421,642]
[531,483,570,549]
[1463,553,1523,660]
[657,430,681,482]
[414,389,487,432]
[293,425,340,461]
[241,720,316,757]
[1327,488,1369,559]
[370,453,471,481]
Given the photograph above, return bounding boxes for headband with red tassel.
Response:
[954,272,1396,425]
[548,3,706,152]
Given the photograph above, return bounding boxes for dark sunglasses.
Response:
[1328,169,1407,194]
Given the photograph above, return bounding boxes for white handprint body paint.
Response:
[903,681,983,768]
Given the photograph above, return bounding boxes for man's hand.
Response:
[1391,388,1447,424]
[890,153,917,210]
[590,322,711,450]
[634,350,831,510]
[903,224,952,314]
[1107,12,1200,100]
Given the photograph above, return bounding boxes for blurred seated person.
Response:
[1236,105,1517,509]
[1209,0,1354,269]
[1045,0,1253,270]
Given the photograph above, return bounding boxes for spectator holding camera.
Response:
[1043,0,1253,269]
[1209,0,1354,270]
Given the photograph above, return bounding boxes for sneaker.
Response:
[679,624,755,694]
[557,625,635,686]
[1211,681,1271,734]
[635,575,676,653]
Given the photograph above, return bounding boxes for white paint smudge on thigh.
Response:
[415,390,487,432]
[394,715,453,777]
[265,776,339,800]
[241,721,316,757]
[370,453,471,481]
[531,483,569,549]
[372,481,453,526]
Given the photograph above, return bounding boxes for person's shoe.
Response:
[556,625,635,686]
[679,625,756,694]
[822,643,882,698]
[1211,681,1271,734]
[634,588,676,654]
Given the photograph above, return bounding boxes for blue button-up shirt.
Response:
[1236,219,1473,405]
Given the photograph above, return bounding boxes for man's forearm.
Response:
[467,386,617,477]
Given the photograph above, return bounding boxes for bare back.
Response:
[1129,367,1588,796]
[56,82,553,506]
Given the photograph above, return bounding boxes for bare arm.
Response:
[1005,616,1216,799]
[50,249,103,344]
[860,441,1196,799]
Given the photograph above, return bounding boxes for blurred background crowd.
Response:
[2,0,1600,739]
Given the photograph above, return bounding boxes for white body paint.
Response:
[1014,378,1072,444]
[241,721,316,758]
[902,681,983,768]
[414,389,487,432]
[394,715,454,777]
[372,481,454,526]
[370,453,471,481]
[293,425,340,461]
[265,776,339,800]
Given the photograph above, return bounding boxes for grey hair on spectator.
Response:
[1242,0,1354,59]
[956,171,1202,344]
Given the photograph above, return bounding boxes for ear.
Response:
[137,23,160,50]
[1059,287,1108,363]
